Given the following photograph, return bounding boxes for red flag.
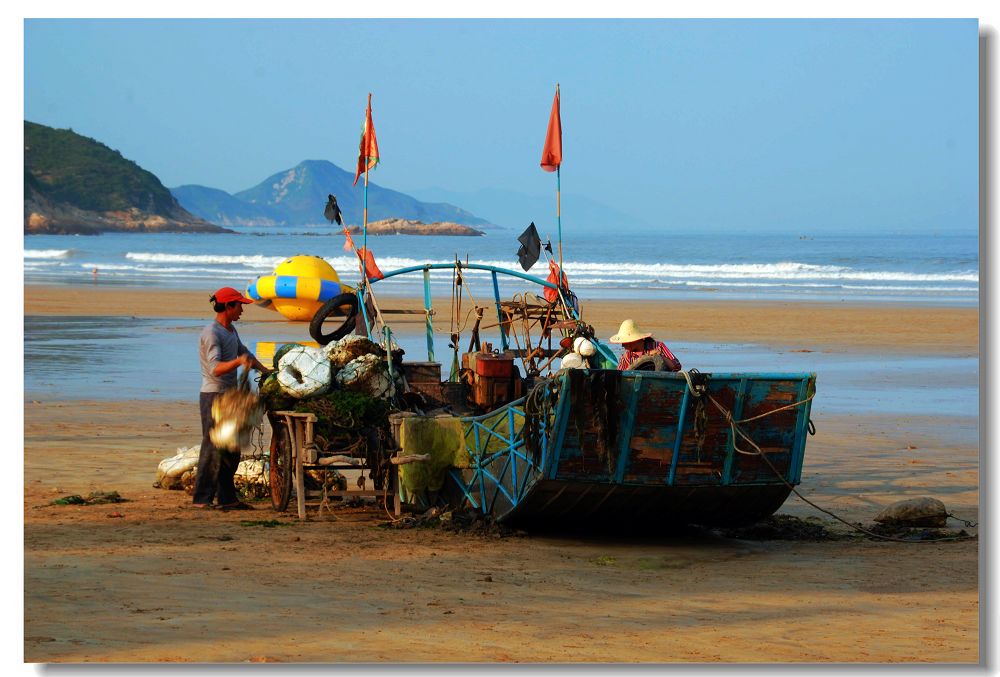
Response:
[544,260,568,304]
[540,86,562,172]
[359,247,385,282]
[343,227,384,281]
[353,93,380,186]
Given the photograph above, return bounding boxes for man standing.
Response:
[609,319,682,372]
[194,287,268,510]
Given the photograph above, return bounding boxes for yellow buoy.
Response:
[245,255,352,321]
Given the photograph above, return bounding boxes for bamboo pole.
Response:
[557,164,563,274]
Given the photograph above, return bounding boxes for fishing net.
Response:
[336,353,395,400]
[210,370,265,453]
[276,345,333,398]
[325,334,381,368]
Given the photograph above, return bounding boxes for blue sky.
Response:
[23,18,979,234]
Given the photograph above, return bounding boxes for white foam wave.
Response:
[120,253,977,285]
[371,258,979,284]
[126,252,285,267]
[25,249,72,259]
[556,261,978,283]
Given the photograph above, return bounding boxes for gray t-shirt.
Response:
[199,321,249,393]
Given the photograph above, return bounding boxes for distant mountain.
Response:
[170,184,284,227]
[23,121,227,234]
[172,160,494,228]
[409,186,654,233]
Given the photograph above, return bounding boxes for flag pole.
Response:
[362,92,372,287]
[555,83,563,274]
[557,163,563,274]
[363,164,369,278]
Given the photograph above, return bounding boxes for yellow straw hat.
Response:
[609,319,652,344]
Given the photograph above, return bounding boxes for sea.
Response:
[22,228,980,422]
[24,228,979,306]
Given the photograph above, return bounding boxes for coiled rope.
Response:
[679,370,977,544]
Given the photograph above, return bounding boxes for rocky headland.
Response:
[347,218,484,236]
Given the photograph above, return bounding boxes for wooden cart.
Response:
[268,410,402,520]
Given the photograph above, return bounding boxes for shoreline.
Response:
[25,284,979,356]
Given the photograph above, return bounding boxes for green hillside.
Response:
[25,121,181,214]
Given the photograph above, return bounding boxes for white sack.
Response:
[155,445,201,489]
[573,337,596,357]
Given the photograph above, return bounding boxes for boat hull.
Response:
[448,369,816,527]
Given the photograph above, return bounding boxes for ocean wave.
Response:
[126,252,286,267]
[554,262,979,283]
[25,249,72,259]
[119,253,979,284]
[372,258,979,284]
[80,263,269,275]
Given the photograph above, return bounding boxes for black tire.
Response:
[309,292,359,346]
[269,419,293,512]
[629,354,669,372]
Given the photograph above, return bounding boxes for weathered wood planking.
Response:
[452,370,816,527]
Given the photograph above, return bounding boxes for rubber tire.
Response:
[269,419,293,512]
[309,292,359,346]
[628,354,669,372]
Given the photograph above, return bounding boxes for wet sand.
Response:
[22,284,981,663]
[24,284,979,355]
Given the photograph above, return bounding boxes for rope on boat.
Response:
[679,370,978,544]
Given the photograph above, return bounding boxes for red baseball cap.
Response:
[212,287,254,304]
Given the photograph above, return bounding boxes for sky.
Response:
[22,18,979,235]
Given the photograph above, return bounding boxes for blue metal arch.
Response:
[357,261,618,371]
[369,262,560,290]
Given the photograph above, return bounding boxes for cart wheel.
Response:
[269,421,293,512]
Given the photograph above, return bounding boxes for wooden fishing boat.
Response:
[301,262,816,528]
[442,368,815,528]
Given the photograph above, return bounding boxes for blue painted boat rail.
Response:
[446,369,817,527]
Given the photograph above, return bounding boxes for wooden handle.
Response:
[390,454,431,465]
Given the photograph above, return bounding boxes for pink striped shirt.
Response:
[617,338,682,371]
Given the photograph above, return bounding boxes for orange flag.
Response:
[540,86,562,172]
[353,93,380,186]
[359,247,385,281]
[343,227,384,281]
[544,260,568,303]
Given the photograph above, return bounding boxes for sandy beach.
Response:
[23,285,980,663]
[24,284,980,355]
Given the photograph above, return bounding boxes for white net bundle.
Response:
[336,353,395,400]
[324,334,381,368]
[277,345,333,398]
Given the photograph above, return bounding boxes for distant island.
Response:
[348,218,484,236]
[24,121,229,235]
[23,121,496,235]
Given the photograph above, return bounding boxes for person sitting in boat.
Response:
[609,319,682,372]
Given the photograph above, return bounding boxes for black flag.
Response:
[517,222,542,271]
[324,194,344,226]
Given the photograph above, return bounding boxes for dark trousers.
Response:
[193,392,241,505]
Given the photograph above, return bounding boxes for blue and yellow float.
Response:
[246,255,354,322]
